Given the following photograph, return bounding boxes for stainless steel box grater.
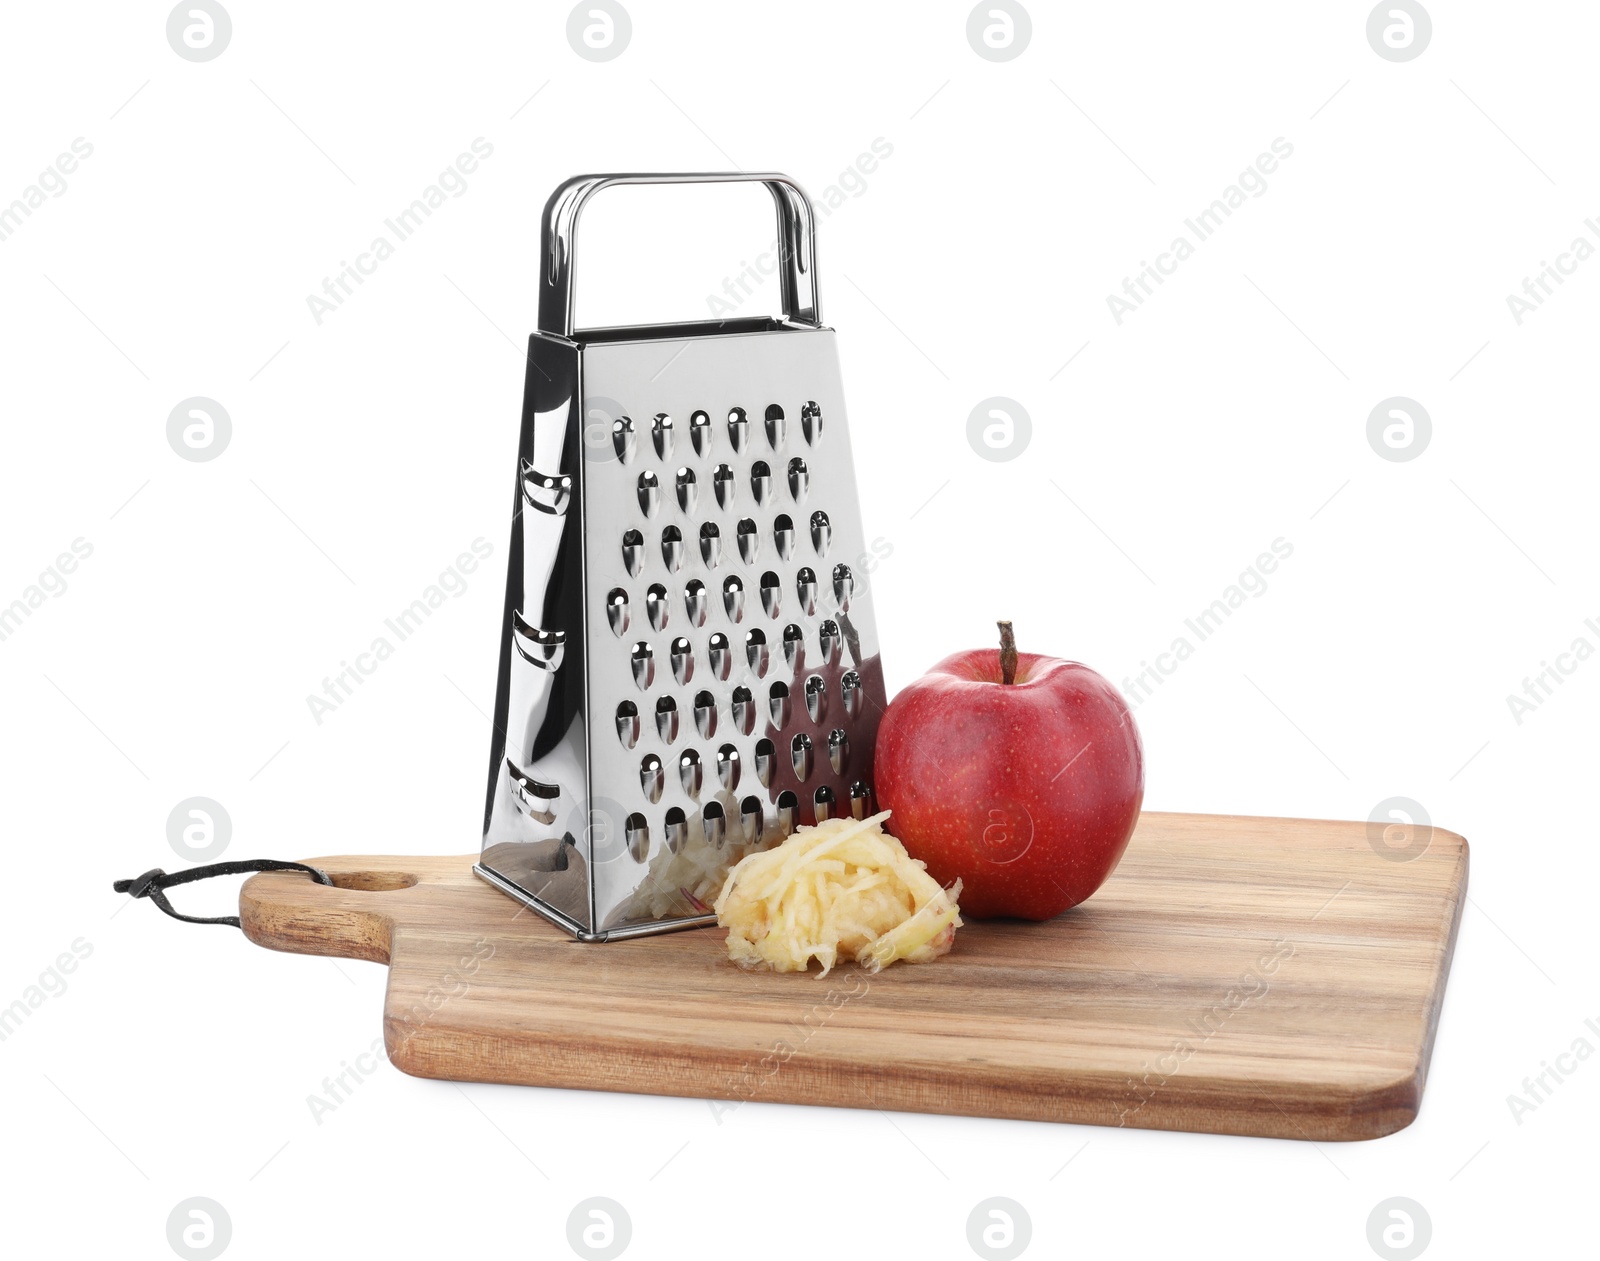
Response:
[475,173,889,940]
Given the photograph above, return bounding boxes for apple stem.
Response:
[998,620,1017,685]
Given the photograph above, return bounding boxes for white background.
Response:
[2,2,1595,1258]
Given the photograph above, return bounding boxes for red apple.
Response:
[875,622,1144,920]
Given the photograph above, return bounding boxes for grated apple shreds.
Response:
[712,810,963,975]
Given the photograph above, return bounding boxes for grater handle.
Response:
[539,172,820,337]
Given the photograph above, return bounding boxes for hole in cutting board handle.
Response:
[323,870,418,892]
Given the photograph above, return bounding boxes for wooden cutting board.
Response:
[239,811,1466,1141]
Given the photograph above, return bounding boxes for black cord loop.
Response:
[112,859,333,928]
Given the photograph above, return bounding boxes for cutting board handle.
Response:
[239,859,431,964]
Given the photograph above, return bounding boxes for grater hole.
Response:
[740,795,763,843]
[727,407,748,453]
[713,462,735,510]
[787,457,808,504]
[694,690,717,739]
[616,700,640,749]
[745,627,770,676]
[828,727,849,775]
[612,415,637,463]
[722,574,745,623]
[606,587,630,637]
[795,567,818,617]
[637,470,661,517]
[631,641,655,690]
[782,622,804,670]
[640,753,665,804]
[754,737,776,787]
[801,401,822,446]
[764,403,786,450]
[716,743,740,790]
[804,673,828,724]
[654,695,679,744]
[731,684,755,734]
[622,529,645,578]
[850,781,873,819]
[670,635,694,686]
[776,790,798,836]
[626,812,649,862]
[646,583,669,632]
[676,467,697,514]
[664,805,687,853]
[769,679,792,727]
[684,578,708,627]
[841,669,863,716]
[818,618,841,664]
[814,784,836,821]
[652,413,673,460]
[661,525,684,572]
[699,521,721,568]
[750,460,772,506]
[736,517,759,565]
[703,800,727,849]
[809,510,831,557]
[708,631,733,681]
[773,513,795,561]
[791,732,814,780]
[832,563,854,612]
[759,570,782,619]
[505,757,558,822]
[689,410,712,457]
[678,748,703,798]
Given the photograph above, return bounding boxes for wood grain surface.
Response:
[238,811,1467,1141]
